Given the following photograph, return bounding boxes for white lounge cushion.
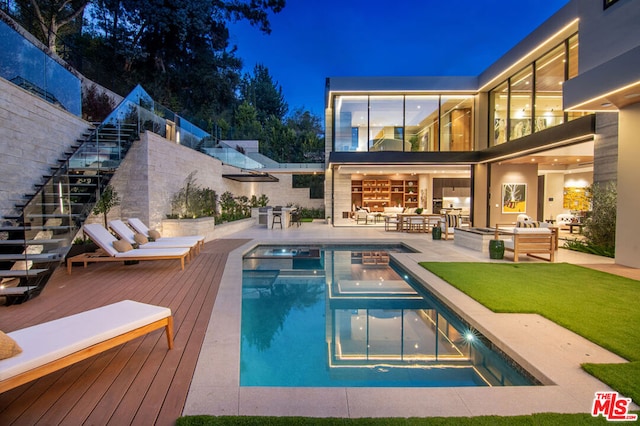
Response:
[83,224,190,258]
[109,220,197,250]
[512,227,551,234]
[127,218,204,245]
[0,300,171,381]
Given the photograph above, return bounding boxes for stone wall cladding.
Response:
[108,132,322,231]
[0,78,89,215]
[594,112,618,184]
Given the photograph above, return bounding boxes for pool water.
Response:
[241,244,535,387]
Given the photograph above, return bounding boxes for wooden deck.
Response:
[0,239,249,425]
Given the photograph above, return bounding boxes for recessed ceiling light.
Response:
[624,93,640,99]
[601,102,613,107]
[554,158,558,161]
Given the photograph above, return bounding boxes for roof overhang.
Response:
[328,114,596,171]
[564,45,640,112]
[222,172,279,182]
[475,114,596,163]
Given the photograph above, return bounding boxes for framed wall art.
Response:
[502,183,527,214]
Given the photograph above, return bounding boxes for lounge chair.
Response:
[495,223,556,262]
[66,224,191,274]
[0,300,172,393]
[127,218,205,250]
[437,213,469,240]
[109,220,201,256]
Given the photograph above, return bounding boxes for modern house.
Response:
[324,0,640,268]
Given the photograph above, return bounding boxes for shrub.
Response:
[562,239,615,258]
[169,172,217,219]
[582,181,616,255]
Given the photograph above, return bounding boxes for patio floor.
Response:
[0,238,249,425]
[1,221,638,423]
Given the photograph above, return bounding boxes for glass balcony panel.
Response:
[441,96,474,151]
[0,20,80,115]
[490,81,508,146]
[405,96,439,152]
[334,96,368,152]
[369,96,404,152]
[535,44,565,131]
[509,66,533,140]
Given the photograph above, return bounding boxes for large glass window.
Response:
[334,96,368,151]
[441,96,474,151]
[405,96,439,151]
[369,96,404,151]
[490,82,508,145]
[488,34,583,146]
[509,66,533,139]
[333,94,474,152]
[535,44,565,131]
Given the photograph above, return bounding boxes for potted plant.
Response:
[65,235,99,264]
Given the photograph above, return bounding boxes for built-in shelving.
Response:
[351,176,419,211]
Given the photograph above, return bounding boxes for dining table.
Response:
[396,213,443,232]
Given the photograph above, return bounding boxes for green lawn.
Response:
[419,262,640,405]
[178,413,615,425]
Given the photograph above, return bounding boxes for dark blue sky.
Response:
[229,0,570,117]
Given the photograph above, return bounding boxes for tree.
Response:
[232,101,263,140]
[240,64,288,124]
[15,0,89,54]
[93,184,120,228]
[261,115,295,162]
[286,108,324,162]
[83,0,285,121]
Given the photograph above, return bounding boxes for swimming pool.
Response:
[241,244,536,387]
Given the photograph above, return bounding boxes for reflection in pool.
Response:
[241,245,535,387]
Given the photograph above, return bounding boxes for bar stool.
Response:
[272,206,283,229]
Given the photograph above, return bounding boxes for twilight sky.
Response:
[229,0,570,118]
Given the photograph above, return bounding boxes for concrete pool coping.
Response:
[184,230,635,418]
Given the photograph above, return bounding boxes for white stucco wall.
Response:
[615,103,640,268]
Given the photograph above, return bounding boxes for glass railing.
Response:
[0,18,81,115]
[201,147,265,170]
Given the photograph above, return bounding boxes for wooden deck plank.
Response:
[93,254,219,424]
[146,255,227,425]
[0,239,250,425]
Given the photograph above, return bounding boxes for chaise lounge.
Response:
[109,219,201,256]
[0,300,173,393]
[67,224,191,274]
[127,218,205,251]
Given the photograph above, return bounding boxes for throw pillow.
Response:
[148,229,162,240]
[517,221,540,228]
[0,330,22,360]
[446,214,459,228]
[133,233,149,245]
[113,240,134,252]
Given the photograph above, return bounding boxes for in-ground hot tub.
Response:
[454,227,510,253]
